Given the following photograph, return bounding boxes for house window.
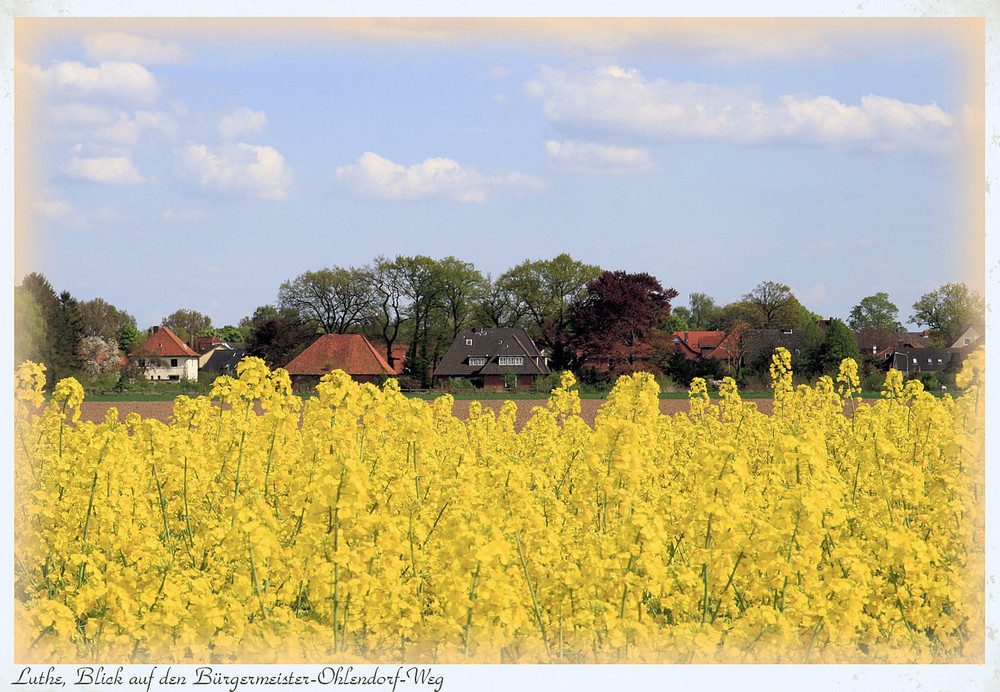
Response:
[171,358,178,367]
[498,356,523,366]
[927,359,932,364]
[468,357,487,366]
[964,338,971,345]
[466,339,473,346]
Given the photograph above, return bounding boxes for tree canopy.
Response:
[849,292,902,332]
[911,283,985,346]
[570,270,678,378]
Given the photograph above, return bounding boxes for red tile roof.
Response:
[284,334,396,376]
[670,329,741,360]
[132,326,199,358]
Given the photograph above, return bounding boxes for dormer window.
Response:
[498,356,523,366]
[469,356,486,366]
[466,339,473,346]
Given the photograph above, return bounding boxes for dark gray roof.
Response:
[433,327,551,378]
[890,347,967,373]
[201,347,248,375]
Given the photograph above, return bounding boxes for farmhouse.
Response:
[130,326,199,382]
[284,333,397,390]
[433,327,550,390]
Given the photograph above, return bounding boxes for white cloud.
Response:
[47,103,178,148]
[62,156,145,185]
[21,59,160,105]
[526,65,956,153]
[546,140,656,176]
[162,208,206,223]
[83,32,193,65]
[335,152,548,203]
[175,142,292,200]
[34,197,73,219]
[219,107,268,139]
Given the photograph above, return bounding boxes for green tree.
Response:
[395,255,449,379]
[50,291,86,383]
[14,284,47,365]
[792,320,825,378]
[278,266,374,335]
[162,309,213,345]
[849,292,902,332]
[473,272,532,329]
[79,298,137,343]
[116,323,142,352]
[436,256,486,340]
[687,292,719,329]
[819,319,860,375]
[742,281,798,327]
[500,254,602,369]
[911,283,985,345]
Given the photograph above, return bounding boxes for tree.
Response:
[162,309,213,345]
[246,316,318,369]
[79,336,122,381]
[14,284,47,365]
[436,256,486,340]
[79,298,136,343]
[500,254,602,369]
[687,292,720,329]
[819,319,860,375]
[278,266,374,335]
[473,273,530,328]
[394,255,449,379]
[569,270,678,378]
[364,256,409,369]
[742,281,798,327]
[50,291,86,383]
[716,300,766,331]
[116,323,142,352]
[911,283,985,345]
[662,309,689,334]
[849,292,902,332]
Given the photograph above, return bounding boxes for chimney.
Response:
[152,326,160,333]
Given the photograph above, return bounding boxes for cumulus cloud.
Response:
[20,59,160,105]
[526,65,955,153]
[83,32,193,65]
[546,140,656,175]
[175,142,293,200]
[219,107,268,139]
[46,103,178,147]
[62,156,146,185]
[335,152,548,203]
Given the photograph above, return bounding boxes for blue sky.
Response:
[14,17,984,331]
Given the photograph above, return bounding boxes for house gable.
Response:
[434,327,550,379]
[284,334,395,378]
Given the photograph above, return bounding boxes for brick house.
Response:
[433,327,550,390]
[283,333,398,390]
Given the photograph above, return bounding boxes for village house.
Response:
[433,326,550,390]
[130,326,200,382]
[283,333,400,391]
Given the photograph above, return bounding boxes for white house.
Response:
[131,326,199,381]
